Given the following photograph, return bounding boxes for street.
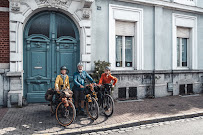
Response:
[84,116,203,135]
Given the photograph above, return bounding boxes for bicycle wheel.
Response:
[103,94,114,117]
[56,101,76,126]
[86,97,99,120]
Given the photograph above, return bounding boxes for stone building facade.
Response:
[0,0,203,107]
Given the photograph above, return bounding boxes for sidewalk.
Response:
[1,94,203,135]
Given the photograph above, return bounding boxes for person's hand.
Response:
[112,85,115,88]
[56,88,59,91]
[80,85,84,88]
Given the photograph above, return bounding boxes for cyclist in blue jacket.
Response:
[73,62,95,115]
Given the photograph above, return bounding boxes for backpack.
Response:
[45,88,55,101]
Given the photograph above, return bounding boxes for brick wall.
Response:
[0,0,9,63]
[0,0,9,8]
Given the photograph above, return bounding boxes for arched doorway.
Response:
[23,11,80,102]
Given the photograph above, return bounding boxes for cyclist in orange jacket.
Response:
[98,66,118,87]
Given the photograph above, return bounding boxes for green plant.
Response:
[91,60,111,83]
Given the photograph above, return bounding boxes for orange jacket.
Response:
[98,73,118,86]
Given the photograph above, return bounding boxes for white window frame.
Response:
[109,4,143,71]
[172,13,197,70]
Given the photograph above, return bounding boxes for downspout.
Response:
[152,6,156,98]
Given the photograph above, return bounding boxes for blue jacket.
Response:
[73,70,94,90]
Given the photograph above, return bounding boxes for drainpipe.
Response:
[152,6,156,98]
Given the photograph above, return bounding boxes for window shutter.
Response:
[177,27,190,38]
[116,21,135,36]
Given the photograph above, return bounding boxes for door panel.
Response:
[24,12,79,103]
[25,35,51,102]
[31,52,47,77]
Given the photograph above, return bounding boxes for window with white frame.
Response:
[115,21,134,68]
[176,27,190,68]
[172,14,197,70]
[109,4,143,70]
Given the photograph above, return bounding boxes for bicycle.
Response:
[46,88,76,126]
[84,83,99,120]
[97,84,114,117]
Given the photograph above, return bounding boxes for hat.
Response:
[60,66,67,70]
[105,66,111,71]
[77,62,83,67]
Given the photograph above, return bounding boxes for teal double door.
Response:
[23,12,80,102]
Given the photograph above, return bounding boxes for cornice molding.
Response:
[117,0,203,13]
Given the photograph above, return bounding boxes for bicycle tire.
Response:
[86,97,99,120]
[103,94,114,117]
[56,101,76,126]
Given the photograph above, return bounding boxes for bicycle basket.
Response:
[45,88,55,101]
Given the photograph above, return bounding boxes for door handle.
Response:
[34,67,42,69]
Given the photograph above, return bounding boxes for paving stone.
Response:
[100,132,108,135]
[146,125,153,128]
[140,126,147,129]
[104,130,113,133]
[120,128,126,131]
[125,129,133,132]
[89,132,97,135]
[118,130,126,133]
[97,131,105,134]
[112,129,120,132]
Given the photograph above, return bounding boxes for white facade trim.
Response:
[109,4,143,71]
[172,13,197,70]
[173,0,196,6]
[0,7,9,12]
[118,0,203,13]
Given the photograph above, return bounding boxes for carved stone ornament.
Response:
[35,0,72,8]
[82,8,91,18]
[82,0,94,18]
[83,0,94,8]
[10,0,21,11]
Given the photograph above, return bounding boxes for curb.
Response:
[56,112,203,135]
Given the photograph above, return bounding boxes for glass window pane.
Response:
[182,38,187,67]
[56,15,75,38]
[177,38,180,67]
[28,14,50,37]
[116,36,122,67]
[125,36,133,67]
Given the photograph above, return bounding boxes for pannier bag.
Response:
[45,88,55,101]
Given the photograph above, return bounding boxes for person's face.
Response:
[61,70,66,75]
[78,66,83,71]
[105,69,110,75]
